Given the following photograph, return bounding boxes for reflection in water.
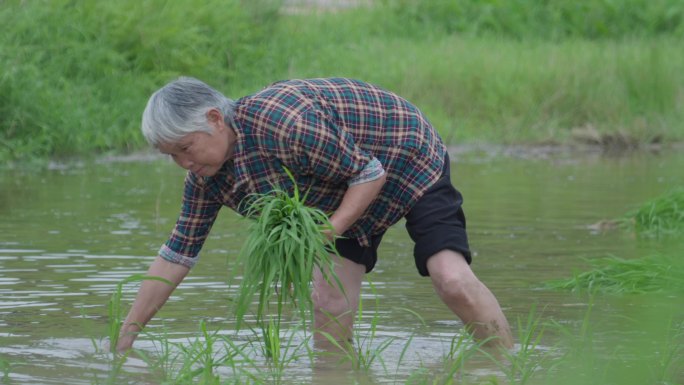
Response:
[0,148,683,383]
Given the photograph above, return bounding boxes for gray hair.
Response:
[141,77,236,147]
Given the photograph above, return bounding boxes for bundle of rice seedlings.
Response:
[620,188,684,236]
[545,254,684,294]
[234,168,344,330]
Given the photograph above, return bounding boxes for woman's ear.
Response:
[206,108,221,123]
[206,108,225,131]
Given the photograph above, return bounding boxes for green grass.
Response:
[380,0,684,40]
[1,0,683,161]
[545,254,684,294]
[0,0,277,160]
[620,188,684,236]
[293,36,683,145]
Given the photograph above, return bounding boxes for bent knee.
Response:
[432,275,483,307]
[312,291,354,318]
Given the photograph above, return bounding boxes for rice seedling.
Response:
[546,295,684,385]
[224,318,313,382]
[442,332,488,383]
[403,333,489,385]
[316,280,435,379]
[134,324,182,382]
[0,356,9,381]
[488,305,548,385]
[172,320,225,384]
[93,350,130,385]
[79,305,103,354]
[545,254,684,294]
[317,280,396,372]
[620,188,684,237]
[233,167,343,331]
[318,321,396,373]
[389,307,427,380]
[261,319,312,375]
[261,318,282,365]
[107,274,172,354]
[137,320,241,384]
[217,335,267,383]
[650,318,684,384]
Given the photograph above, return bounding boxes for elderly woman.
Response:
[116,77,513,351]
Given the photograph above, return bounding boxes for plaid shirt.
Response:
[160,78,446,268]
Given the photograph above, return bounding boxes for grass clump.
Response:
[234,167,342,330]
[620,188,684,236]
[545,254,684,294]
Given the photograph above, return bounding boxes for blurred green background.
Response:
[1,0,683,160]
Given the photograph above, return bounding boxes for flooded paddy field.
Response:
[1,146,682,384]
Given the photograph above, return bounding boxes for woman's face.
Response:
[157,109,236,177]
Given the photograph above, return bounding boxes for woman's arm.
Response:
[328,172,387,237]
[115,255,190,352]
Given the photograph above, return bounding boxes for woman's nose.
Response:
[172,154,194,170]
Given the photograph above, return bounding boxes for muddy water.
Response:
[1,147,682,384]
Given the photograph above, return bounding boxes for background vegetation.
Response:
[1,0,683,161]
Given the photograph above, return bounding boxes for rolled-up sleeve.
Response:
[160,172,222,268]
[348,157,385,186]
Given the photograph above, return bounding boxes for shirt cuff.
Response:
[159,244,198,269]
[348,157,385,186]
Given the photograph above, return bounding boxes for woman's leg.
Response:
[312,254,366,347]
[427,249,513,348]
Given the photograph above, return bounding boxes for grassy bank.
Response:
[1,0,683,160]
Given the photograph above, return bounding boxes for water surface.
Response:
[1,146,682,384]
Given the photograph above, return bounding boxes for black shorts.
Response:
[334,153,471,277]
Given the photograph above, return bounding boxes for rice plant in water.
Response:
[172,320,225,384]
[257,319,313,381]
[651,318,684,384]
[545,254,684,294]
[134,324,183,382]
[318,280,430,375]
[107,274,172,353]
[620,188,684,237]
[404,332,489,385]
[0,356,9,381]
[490,305,548,385]
[234,167,343,331]
[318,280,397,371]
